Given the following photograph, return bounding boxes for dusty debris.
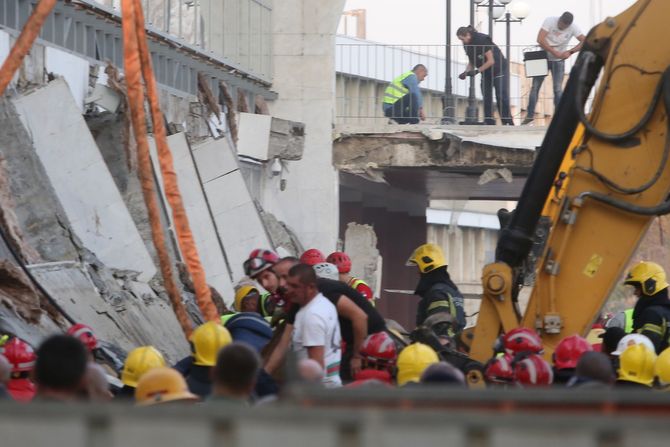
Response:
[0,260,44,324]
[258,208,304,257]
[478,168,513,185]
[344,223,382,295]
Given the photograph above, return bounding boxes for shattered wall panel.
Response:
[191,138,272,282]
[28,262,189,363]
[44,47,89,112]
[0,98,80,262]
[12,79,157,281]
[149,133,234,299]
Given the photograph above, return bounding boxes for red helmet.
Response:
[485,353,515,384]
[326,252,352,274]
[553,335,593,370]
[67,323,99,352]
[244,249,279,278]
[300,249,326,266]
[0,338,36,373]
[503,328,544,355]
[514,354,553,387]
[360,332,397,372]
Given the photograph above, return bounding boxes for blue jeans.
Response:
[526,60,565,118]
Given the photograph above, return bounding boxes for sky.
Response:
[340,0,637,61]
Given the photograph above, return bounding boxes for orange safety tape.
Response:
[131,0,218,322]
[121,0,192,338]
[0,0,57,95]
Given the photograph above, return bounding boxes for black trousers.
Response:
[481,64,514,125]
[384,94,419,124]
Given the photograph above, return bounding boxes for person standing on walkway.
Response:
[457,26,514,126]
[523,12,585,124]
[382,64,428,124]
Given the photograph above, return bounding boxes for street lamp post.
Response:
[463,0,479,124]
[494,2,529,108]
[442,0,455,124]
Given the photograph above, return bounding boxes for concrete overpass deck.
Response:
[334,124,547,204]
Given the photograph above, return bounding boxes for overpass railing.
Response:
[336,37,590,126]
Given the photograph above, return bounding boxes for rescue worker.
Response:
[420,362,466,386]
[299,248,326,266]
[566,352,615,389]
[484,353,515,387]
[232,285,274,319]
[135,367,198,406]
[176,321,232,398]
[615,343,656,389]
[406,243,466,334]
[382,64,428,124]
[118,346,166,398]
[243,248,283,316]
[552,335,593,384]
[327,251,375,306]
[355,331,397,385]
[0,337,36,402]
[67,323,99,354]
[623,261,670,353]
[514,354,554,387]
[396,343,439,387]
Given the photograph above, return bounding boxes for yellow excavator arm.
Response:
[470,0,670,362]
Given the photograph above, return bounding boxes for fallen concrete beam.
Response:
[12,79,157,281]
[149,133,234,299]
[333,124,540,172]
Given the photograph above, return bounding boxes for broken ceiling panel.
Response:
[149,133,234,300]
[12,79,157,281]
[191,138,273,282]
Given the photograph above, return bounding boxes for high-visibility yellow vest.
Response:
[624,308,634,333]
[383,71,413,105]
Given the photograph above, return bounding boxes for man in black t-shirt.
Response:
[456,26,513,125]
[265,258,387,382]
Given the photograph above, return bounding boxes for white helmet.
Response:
[313,262,339,281]
[612,333,655,356]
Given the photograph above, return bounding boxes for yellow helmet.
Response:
[396,343,439,386]
[624,261,669,296]
[191,321,232,366]
[234,285,259,312]
[655,347,670,388]
[618,343,657,386]
[121,346,166,388]
[134,367,198,406]
[406,243,447,274]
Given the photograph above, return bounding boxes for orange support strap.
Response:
[130,0,218,323]
[0,0,57,95]
[121,0,192,337]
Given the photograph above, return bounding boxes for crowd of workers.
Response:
[383,11,585,125]
[0,243,669,406]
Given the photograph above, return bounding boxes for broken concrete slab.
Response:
[237,112,305,161]
[12,79,156,281]
[44,47,89,112]
[148,133,234,298]
[0,98,80,262]
[343,223,382,297]
[191,138,273,283]
[28,261,189,363]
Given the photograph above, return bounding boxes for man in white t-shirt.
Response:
[285,264,342,388]
[523,12,586,124]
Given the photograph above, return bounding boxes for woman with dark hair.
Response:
[456,26,514,125]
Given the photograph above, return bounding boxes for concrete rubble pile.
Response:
[0,74,303,363]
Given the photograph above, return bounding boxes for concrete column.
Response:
[265,0,346,252]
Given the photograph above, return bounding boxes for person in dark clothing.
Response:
[0,354,10,399]
[34,335,88,402]
[566,352,615,388]
[407,243,466,334]
[624,261,670,354]
[175,321,232,399]
[456,26,514,125]
[265,257,387,382]
[210,343,261,405]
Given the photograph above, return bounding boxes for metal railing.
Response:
[87,0,273,81]
[336,36,588,126]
